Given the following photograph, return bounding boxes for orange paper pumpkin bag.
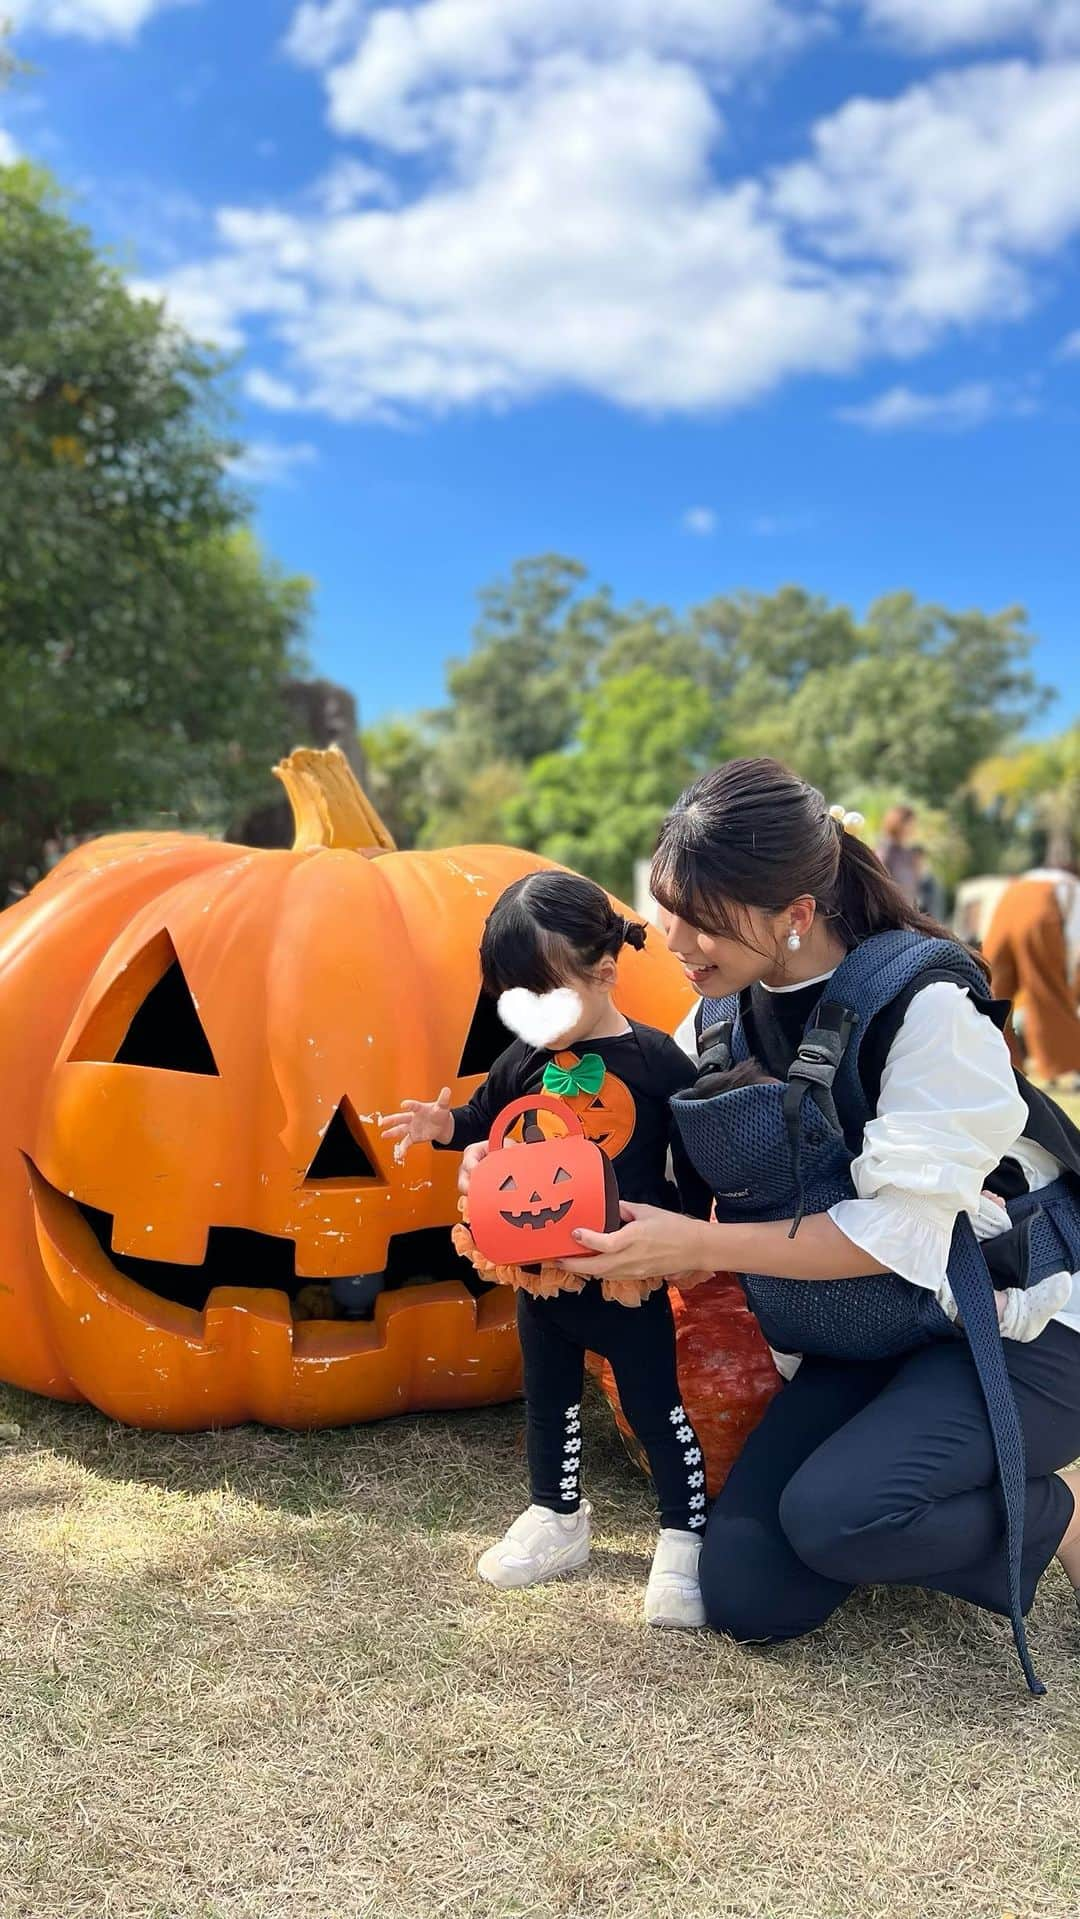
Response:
[468,1094,621,1267]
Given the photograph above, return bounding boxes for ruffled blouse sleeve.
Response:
[828,981,1028,1295]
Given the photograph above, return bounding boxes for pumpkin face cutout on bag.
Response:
[469,1095,621,1267]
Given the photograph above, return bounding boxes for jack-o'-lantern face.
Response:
[550,1054,636,1156]
[497,1162,576,1234]
[0,752,692,1431]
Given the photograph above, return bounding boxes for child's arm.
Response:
[380,1041,527,1161]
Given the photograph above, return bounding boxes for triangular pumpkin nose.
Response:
[305,1100,382,1182]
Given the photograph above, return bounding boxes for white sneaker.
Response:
[476,1501,592,1589]
[644,1528,706,1630]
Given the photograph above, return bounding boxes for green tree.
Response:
[361,715,434,849]
[0,162,309,894]
[970,723,1080,868]
[440,554,614,767]
[740,595,1044,807]
[506,665,724,895]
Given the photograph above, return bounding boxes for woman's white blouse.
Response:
[674,981,1080,1336]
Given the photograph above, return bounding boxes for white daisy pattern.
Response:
[558,1402,582,1509]
[652,1400,709,1533]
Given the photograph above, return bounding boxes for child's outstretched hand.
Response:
[381,1088,455,1162]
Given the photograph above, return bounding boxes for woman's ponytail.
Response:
[832,825,967,954]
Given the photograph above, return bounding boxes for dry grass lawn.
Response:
[2,1365,1079,1919]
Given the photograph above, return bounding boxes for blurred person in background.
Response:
[876,805,920,905]
[911,844,947,923]
[984,864,1080,1089]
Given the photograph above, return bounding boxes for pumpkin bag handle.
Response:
[487,1095,586,1153]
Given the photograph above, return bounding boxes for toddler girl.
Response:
[382,872,713,1630]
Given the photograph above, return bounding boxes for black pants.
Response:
[700,1318,1080,1642]
[516,1284,707,1532]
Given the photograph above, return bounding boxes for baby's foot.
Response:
[996,1270,1072,1342]
[476,1501,592,1589]
[644,1528,706,1630]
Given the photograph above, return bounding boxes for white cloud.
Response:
[245,369,307,411]
[287,0,816,147]
[5,0,195,40]
[0,129,19,165]
[313,156,397,214]
[284,0,367,67]
[683,506,717,535]
[772,60,1080,340]
[227,439,320,485]
[142,49,1080,423]
[837,380,1036,428]
[1060,326,1080,355]
[859,0,1080,53]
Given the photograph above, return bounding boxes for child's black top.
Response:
[437,1017,712,1218]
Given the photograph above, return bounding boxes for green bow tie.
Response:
[542,1053,607,1099]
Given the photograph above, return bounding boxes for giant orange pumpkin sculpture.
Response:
[0,749,700,1433]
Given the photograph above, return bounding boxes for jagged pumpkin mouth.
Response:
[27,1165,489,1321]
[500,1199,574,1231]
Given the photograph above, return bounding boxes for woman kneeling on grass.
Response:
[459,760,1080,1687]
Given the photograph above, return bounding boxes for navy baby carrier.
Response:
[671,929,1080,1695]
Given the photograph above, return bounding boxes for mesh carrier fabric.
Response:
[677,1081,956,1359]
[669,928,1080,1694]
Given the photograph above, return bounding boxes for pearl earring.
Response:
[787,930,802,952]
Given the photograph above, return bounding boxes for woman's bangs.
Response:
[649,840,744,941]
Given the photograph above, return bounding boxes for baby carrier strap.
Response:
[694,993,751,1066]
[807,932,1048,1694]
[821,931,992,1143]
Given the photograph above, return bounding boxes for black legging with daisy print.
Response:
[516,1284,707,1532]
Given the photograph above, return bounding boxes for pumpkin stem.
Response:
[273,746,399,854]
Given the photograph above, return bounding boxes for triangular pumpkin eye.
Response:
[499,1174,517,1192]
[553,1167,572,1184]
[116,961,219,1074]
[458,988,507,1077]
[305,1100,381,1183]
[70,930,219,1076]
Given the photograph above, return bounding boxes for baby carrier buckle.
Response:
[783,1006,858,1238]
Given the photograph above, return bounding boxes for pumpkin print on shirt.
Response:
[513,1052,638,1159]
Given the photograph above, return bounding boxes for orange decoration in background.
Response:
[0,750,694,1431]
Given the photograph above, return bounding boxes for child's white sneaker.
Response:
[477,1501,592,1589]
[644,1528,706,1630]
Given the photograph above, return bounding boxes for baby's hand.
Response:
[380,1087,455,1162]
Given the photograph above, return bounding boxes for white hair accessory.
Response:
[829,804,865,833]
[497,986,584,1049]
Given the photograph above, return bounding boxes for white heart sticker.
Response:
[497,987,584,1049]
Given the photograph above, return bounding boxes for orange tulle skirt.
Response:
[452,1200,712,1309]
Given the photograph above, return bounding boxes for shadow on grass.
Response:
[3,1375,1076,1727]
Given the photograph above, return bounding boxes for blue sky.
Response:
[3,0,1079,732]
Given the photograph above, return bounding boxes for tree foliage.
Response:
[0,162,310,895]
[365,555,1051,894]
[971,724,1080,868]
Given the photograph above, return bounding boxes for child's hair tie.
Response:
[828,803,866,834]
[621,917,648,951]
